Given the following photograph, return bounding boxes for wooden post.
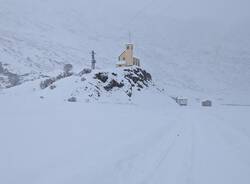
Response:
[91,50,96,70]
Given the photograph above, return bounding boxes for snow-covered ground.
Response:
[1,91,250,184]
[1,0,250,97]
[1,0,250,183]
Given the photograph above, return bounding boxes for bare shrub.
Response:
[63,64,73,73]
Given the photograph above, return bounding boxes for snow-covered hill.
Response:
[38,67,154,103]
[1,1,250,184]
[1,0,250,101]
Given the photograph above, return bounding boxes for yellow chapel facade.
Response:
[117,44,140,67]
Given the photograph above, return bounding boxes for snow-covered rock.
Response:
[0,62,21,88]
[39,67,153,102]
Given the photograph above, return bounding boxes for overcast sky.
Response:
[2,0,250,25]
[122,0,249,22]
[165,0,249,20]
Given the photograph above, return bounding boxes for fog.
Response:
[3,0,250,23]
[151,0,250,21]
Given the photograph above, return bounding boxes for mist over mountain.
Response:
[1,1,250,184]
[0,0,250,95]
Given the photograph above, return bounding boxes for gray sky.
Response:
[129,0,250,22]
[171,0,249,20]
[2,0,250,24]
[79,0,250,25]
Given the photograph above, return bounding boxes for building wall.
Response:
[119,44,134,66]
[133,57,140,66]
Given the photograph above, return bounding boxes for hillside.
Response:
[0,1,250,184]
[1,0,250,101]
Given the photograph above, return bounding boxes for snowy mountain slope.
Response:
[1,0,250,100]
[1,1,250,183]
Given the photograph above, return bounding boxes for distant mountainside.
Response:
[0,0,250,100]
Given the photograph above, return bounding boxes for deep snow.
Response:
[1,0,250,183]
[1,0,250,97]
[0,92,250,184]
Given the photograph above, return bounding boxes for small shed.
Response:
[202,100,212,107]
[176,97,188,106]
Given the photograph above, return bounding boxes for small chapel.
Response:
[117,44,140,67]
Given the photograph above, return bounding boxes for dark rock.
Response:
[137,83,143,88]
[79,68,92,76]
[94,72,108,83]
[68,97,77,102]
[50,85,56,90]
[202,100,212,107]
[0,62,21,88]
[126,91,132,97]
[124,68,152,85]
[95,89,101,97]
[104,79,124,91]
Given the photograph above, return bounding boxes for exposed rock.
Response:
[202,100,212,107]
[85,67,152,98]
[50,85,56,90]
[127,91,132,97]
[41,67,153,101]
[68,97,77,102]
[94,72,108,83]
[79,68,92,76]
[124,68,152,86]
[104,79,124,91]
[0,62,21,88]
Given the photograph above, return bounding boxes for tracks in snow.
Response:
[101,108,250,184]
[106,110,199,184]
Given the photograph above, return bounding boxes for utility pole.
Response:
[91,50,96,70]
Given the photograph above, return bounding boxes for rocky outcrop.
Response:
[39,66,153,102]
[104,79,124,91]
[94,72,109,83]
[79,67,153,99]
[0,62,21,88]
